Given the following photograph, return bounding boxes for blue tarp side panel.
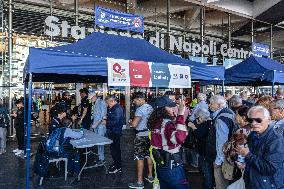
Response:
[26,48,108,76]
[274,71,284,83]
[191,65,225,81]
[225,55,284,85]
[25,32,223,81]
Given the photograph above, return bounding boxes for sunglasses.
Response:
[247,118,263,124]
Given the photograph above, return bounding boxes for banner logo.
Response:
[95,6,144,33]
[252,42,270,57]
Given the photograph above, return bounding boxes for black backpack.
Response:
[205,108,236,161]
[33,140,50,177]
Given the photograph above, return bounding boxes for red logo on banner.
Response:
[129,61,151,87]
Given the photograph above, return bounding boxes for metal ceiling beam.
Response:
[184,6,200,29]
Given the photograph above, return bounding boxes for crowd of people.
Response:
[1,87,284,189]
[184,90,284,189]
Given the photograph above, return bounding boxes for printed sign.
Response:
[95,6,144,33]
[252,43,270,57]
[108,58,130,86]
[168,65,191,88]
[108,59,191,88]
[129,61,151,87]
[151,63,171,88]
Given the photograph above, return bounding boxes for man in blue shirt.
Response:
[209,95,235,189]
[90,93,107,165]
[105,95,124,174]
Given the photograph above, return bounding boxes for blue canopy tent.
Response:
[225,55,284,86]
[25,32,224,82]
[24,32,225,188]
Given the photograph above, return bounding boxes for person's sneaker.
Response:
[108,167,122,174]
[128,182,144,189]
[13,148,19,153]
[144,176,154,183]
[15,150,24,156]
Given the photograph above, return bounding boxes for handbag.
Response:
[227,171,246,189]
[222,159,235,180]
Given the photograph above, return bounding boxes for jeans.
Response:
[199,156,214,189]
[107,131,121,168]
[0,127,7,150]
[157,165,188,189]
[95,125,106,161]
[188,149,199,167]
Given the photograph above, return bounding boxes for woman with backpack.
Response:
[148,96,188,189]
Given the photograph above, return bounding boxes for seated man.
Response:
[34,126,83,178]
[46,125,83,176]
[48,105,66,135]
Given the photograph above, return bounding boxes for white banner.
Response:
[168,64,191,88]
[107,58,130,86]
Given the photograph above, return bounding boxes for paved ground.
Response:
[0,129,203,189]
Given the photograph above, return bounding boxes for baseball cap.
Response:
[154,96,176,109]
[164,91,176,96]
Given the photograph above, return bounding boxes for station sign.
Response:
[44,16,252,60]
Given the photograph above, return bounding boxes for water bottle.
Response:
[237,145,246,163]
[237,155,245,163]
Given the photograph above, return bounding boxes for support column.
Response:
[200,6,205,63]
[228,13,231,49]
[125,0,137,126]
[74,0,79,26]
[251,20,254,43]
[166,0,171,52]
[125,86,131,128]
[26,74,32,189]
[50,0,53,41]
[8,0,13,136]
[75,83,83,106]
[0,0,3,95]
[270,24,273,58]
[103,83,108,99]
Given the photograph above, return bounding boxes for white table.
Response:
[70,129,113,181]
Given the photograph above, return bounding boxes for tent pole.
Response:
[23,82,27,155]
[222,80,225,96]
[272,82,275,96]
[25,73,33,189]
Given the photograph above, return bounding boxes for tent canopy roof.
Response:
[225,55,284,85]
[25,32,224,82]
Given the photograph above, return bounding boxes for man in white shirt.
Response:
[129,92,154,189]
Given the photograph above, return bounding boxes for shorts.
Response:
[134,136,150,160]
